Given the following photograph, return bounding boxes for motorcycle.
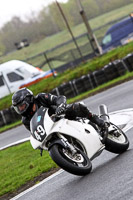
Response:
[30,104,129,176]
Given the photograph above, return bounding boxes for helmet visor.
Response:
[14,101,29,115]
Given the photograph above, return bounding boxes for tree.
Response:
[0,36,5,56]
[38,6,61,36]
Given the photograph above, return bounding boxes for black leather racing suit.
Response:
[22,93,105,131]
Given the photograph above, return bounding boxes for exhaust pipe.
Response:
[98,104,109,123]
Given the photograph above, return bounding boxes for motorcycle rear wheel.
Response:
[49,144,92,176]
[105,123,129,154]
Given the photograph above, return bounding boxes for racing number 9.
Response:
[37,125,45,135]
[34,125,46,141]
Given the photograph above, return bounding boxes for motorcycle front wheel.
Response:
[105,123,129,154]
[49,144,92,176]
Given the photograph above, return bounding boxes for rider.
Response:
[12,87,106,132]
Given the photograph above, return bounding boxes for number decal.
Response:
[34,125,46,141]
[37,125,45,135]
[34,130,41,141]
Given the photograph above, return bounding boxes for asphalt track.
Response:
[1,79,133,200]
[0,123,30,149]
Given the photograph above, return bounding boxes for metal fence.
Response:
[24,33,95,73]
[23,15,132,73]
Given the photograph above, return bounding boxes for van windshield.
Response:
[102,34,112,45]
[102,18,133,47]
[7,72,24,82]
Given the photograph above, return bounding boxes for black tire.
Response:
[49,144,92,176]
[105,123,129,154]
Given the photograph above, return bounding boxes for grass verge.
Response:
[0,141,58,198]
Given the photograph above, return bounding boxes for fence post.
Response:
[43,52,56,77]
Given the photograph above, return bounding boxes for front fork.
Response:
[40,133,77,157]
[57,133,77,155]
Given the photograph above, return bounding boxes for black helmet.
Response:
[12,88,34,115]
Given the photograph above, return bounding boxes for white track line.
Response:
[10,169,64,200]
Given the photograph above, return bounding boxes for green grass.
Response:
[0,142,57,196]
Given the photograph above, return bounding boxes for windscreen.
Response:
[102,18,133,46]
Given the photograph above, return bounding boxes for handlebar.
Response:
[51,113,65,122]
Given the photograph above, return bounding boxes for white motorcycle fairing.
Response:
[49,118,104,159]
[30,105,129,176]
[30,108,104,160]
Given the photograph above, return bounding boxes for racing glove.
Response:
[55,103,66,115]
[91,114,105,127]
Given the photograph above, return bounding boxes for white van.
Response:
[0,60,53,98]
